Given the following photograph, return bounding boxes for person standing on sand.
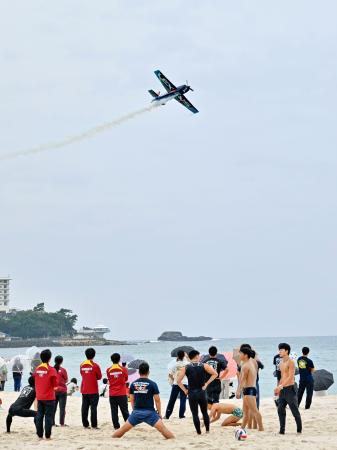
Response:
[107,352,129,429]
[33,349,58,440]
[112,362,174,439]
[273,350,282,385]
[12,357,24,392]
[53,355,68,427]
[236,347,264,431]
[237,344,264,410]
[274,343,302,435]
[297,347,315,410]
[203,346,228,409]
[0,360,8,391]
[80,348,102,429]
[177,350,217,435]
[165,350,188,419]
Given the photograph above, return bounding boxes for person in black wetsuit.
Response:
[6,376,37,433]
[177,350,217,435]
[203,346,228,409]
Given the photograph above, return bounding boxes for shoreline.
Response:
[0,339,129,349]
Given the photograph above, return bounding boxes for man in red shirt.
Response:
[80,348,102,429]
[34,349,58,439]
[107,353,129,429]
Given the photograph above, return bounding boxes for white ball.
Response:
[235,428,248,441]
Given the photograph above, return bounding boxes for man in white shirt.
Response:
[164,351,188,419]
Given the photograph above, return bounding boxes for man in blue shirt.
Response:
[112,362,174,439]
[297,347,315,409]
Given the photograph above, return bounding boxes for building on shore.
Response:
[74,325,110,340]
[0,277,10,313]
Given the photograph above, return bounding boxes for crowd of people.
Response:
[0,342,316,440]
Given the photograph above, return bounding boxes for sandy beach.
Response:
[1,392,336,450]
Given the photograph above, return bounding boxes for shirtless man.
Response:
[274,343,302,435]
[236,347,264,431]
[209,403,243,426]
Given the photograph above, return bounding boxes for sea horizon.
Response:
[1,335,336,399]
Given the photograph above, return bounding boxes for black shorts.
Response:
[207,391,220,404]
[206,380,221,404]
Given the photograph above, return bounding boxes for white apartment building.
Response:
[0,277,10,313]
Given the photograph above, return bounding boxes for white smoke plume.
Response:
[0,105,156,161]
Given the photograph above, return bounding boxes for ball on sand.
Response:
[235,428,248,441]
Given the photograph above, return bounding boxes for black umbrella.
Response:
[128,359,146,370]
[171,346,194,357]
[127,368,137,376]
[201,353,228,364]
[313,369,334,391]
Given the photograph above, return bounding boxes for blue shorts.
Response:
[128,409,161,427]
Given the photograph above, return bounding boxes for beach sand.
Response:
[1,392,336,449]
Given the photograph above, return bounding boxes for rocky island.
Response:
[158,331,212,342]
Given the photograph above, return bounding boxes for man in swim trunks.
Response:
[236,346,264,431]
[275,343,302,434]
[209,402,243,426]
[112,362,174,439]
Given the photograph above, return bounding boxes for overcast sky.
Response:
[1,1,336,339]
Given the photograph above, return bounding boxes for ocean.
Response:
[1,336,336,398]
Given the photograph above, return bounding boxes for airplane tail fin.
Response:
[148,89,159,98]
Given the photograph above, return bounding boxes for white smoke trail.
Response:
[0,105,156,161]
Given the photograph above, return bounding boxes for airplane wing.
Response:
[175,94,199,114]
[154,70,177,92]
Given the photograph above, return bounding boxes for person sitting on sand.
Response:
[112,362,174,440]
[67,378,79,396]
[6,376,37,433]
[209,402,243,426]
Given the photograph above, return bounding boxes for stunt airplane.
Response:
[148,70,199,114]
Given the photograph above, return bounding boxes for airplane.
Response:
[148,70,199,114]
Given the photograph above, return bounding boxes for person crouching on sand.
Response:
[6,376,37,433]
[112,362,174,439]
[209,403,243,426]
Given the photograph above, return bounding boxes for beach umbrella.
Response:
[171,346,194,357]
[128,368,140,384]
[128,359,146,370]
[313,369,334,391]
[121,354,135,364]
[223,352,238,379]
